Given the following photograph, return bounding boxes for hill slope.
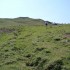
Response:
[0,18,70,70]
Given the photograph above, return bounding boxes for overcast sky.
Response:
[0,0,70,23]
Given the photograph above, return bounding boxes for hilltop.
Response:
[0,17,61,27]
[0,17,45,27]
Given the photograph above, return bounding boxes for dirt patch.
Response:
[64,33,70,38]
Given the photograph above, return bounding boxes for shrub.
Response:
[36,59,47,70]
[54,38,61,41]
[26,57,41,67]
[45,60,63,70]
[25,54,32,58]
[46,51,51,53]
[35,47,45,51]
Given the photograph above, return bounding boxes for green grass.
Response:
[0,18,70,70]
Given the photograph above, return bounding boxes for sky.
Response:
[0,0,70,23]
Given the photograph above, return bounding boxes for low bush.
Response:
[45,60,63,70]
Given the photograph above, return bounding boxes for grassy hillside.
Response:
[0,18,70,70]
[0,17,44,27]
